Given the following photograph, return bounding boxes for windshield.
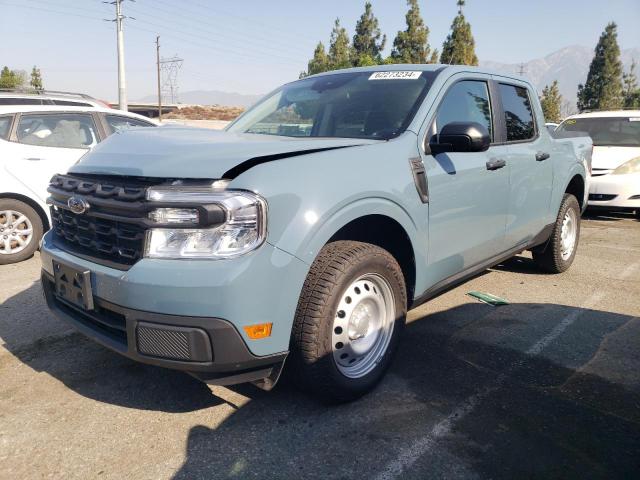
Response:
[557,116,640,147]
[227,70,438,140]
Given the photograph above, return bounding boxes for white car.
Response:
[0,105,156,264]
[557,110,640,219]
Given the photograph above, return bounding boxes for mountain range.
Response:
[138,46,640,112]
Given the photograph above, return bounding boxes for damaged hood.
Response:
[69,127,377,179]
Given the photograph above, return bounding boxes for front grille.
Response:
[52,207,146,267]
[48,174,157,269]
[589,194,617,201]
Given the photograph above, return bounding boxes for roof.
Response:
[305,64,530,84]
[0,104,156,122]
[566,110,640,119]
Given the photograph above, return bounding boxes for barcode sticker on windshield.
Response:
[368,71,422,80]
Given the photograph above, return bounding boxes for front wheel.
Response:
[0,199,44,265]
[532,193,580,273]
[289,241,407,403]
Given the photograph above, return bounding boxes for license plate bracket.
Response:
[53,260,94,311]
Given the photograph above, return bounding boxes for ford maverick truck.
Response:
[41,66,591,402]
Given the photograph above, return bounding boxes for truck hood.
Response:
[591,146,640,170]
[69,127,378,179]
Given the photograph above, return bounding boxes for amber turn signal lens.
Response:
[243,323,273,339]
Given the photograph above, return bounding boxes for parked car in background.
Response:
[557,110,640,219]
[0,105,156,264]
[40,65,591,402]
[545,122,559,134]
[0,89,112,109]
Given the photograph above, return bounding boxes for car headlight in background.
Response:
[612,156,640,175]
[144,186,267,259]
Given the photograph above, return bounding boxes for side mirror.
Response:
[429,121,490,154]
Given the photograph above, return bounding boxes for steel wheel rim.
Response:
[560,208,577,260]
[332,273,395,379]
[0,210,34,255]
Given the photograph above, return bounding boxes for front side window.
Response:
[0,115,13,140]
[105,114,154,134]
[557,117,640,147]
[499,84,535,141]
[435,80,492,139]
[227,70,438,140]
[16,113,98,149]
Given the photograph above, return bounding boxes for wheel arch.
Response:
[564,173,585,210]
[327,215,417,306]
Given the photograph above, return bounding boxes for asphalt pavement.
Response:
[1,212,639,479]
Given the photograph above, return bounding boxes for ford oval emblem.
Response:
[67,196,89,215]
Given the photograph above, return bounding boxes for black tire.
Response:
[288,241,407,403]
[532,194,580,273]
[635,209,640,221]
[0,199,44,265]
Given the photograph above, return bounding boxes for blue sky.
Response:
[1,0,639,101]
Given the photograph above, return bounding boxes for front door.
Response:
[421,78,510,285]
[4,112,99,203]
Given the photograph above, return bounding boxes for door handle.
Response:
[486,159,506,171]
[24,157,43,161]
[535,152,550,161]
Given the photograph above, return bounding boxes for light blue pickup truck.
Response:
[41,65,592,402]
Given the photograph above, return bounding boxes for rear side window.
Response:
[435,80,492,140]
[0,115,13,139]
[499,84,535,141]
[16,113,98,149]
[105,114,153,133]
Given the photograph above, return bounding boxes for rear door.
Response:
[420,76,510,285]
[497,81,553,246]
[3,112,99,204]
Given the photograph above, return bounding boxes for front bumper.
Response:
[42,271,286,384]
[40,231,310,383]
[588,172,640,210]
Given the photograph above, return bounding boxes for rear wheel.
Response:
[532,194,580,273]
[0,199,44,265]
[635,209,640,221]
[289,241,406,403]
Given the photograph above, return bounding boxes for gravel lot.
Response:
[1,212,639,479]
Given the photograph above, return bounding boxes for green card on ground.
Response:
[467,291,509,306]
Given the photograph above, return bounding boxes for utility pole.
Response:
[105,0,130,110]
[518,63,526,76]
[115,0,128,111]
[156,36,162,121]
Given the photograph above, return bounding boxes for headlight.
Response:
[612,156,640,175]
[144,186,267,259]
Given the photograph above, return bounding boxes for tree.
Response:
[30,66,43,91]
[440,0,478,66]
[301,42,330,77]
[623,59,640,108]
[389,0,438,64]
[352,2,386,65]
[540,80,563,123]
[0,66,24,89]
[328,18,353,70]
[577,22,624,111]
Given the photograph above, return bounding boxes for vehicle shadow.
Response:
[1,281,639,478]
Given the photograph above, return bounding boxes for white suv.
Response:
[0,105,156,264]
[557,110,640,219]
[0,89,112,109]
